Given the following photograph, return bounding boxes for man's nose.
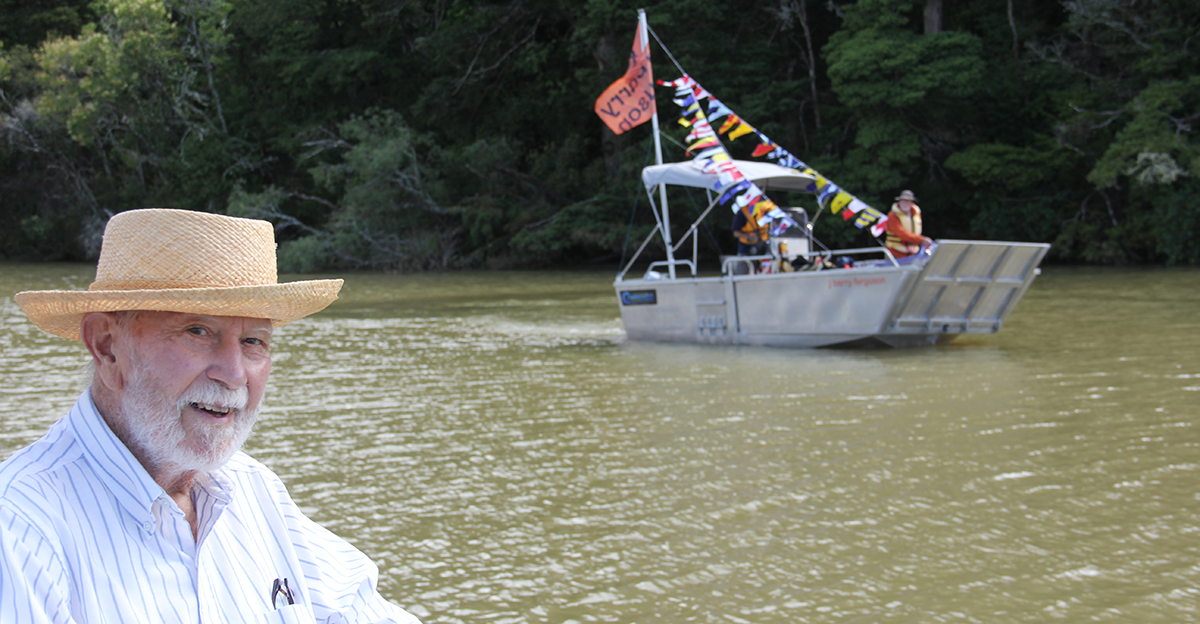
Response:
[207,336,248,389]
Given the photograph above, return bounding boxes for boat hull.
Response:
[614,240,1050,348]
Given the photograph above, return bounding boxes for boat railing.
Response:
[721,255,773,276]
[645,259,697,278]
[630,243,913,281]
[818,246,902,268]
[719,246,902,276]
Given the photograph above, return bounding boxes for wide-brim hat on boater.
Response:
[14,208,343,341]
[895,190,918,202]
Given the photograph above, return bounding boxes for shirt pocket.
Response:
[253,603,318,624]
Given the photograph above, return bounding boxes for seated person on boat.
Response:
[732,202,770,255]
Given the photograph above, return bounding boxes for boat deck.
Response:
[615,240,1050,348]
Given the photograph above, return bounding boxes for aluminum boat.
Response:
[614,160,1050,348]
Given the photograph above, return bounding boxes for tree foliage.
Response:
[1,0,1198,267]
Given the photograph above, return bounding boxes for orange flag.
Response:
[594,22,656,135]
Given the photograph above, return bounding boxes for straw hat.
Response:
[895,190,918,202]
[14,208,343,341]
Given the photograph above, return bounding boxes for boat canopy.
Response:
[641,159,818,194]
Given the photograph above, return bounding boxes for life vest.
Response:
[885,203,923,255]
[735,203,770,244]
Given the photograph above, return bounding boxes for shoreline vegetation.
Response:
[1,0,1197,272]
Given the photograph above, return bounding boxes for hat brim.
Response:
[14,279,344,341]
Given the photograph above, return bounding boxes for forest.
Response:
[1,0,1197,271]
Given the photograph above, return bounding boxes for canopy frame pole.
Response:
[692,217,698,270]
[617,183,669,281]
[645,183,667,241]
[640,8,673,279]
[671,193,722,255]
[616,228,661,281]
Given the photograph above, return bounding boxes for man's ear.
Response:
[80,312,123,392]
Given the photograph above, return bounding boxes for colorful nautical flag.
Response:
[657,77,800,234]
[594,22,656,135]
[661,75,889,237]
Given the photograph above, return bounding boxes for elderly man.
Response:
[0,209,420,623]
[885,189,933,259]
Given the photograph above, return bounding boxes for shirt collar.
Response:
[194,468,234,505]
[67,390,162,526]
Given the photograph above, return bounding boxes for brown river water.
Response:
[1,263,1198,623]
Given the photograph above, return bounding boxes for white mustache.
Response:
[177,381,249,414]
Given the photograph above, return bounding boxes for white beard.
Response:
[117,360,262,475]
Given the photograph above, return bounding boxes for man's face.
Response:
[110,312,273,473]
[898,199,914,213]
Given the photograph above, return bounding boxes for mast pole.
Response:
[640,8,675,279]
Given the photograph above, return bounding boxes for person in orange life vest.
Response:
[732,201,771,257]
[885,190,933,259]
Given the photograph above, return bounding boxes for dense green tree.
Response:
[820,0,986,245]
[0,0,96,48]
[947,0,1199,263]
[230,108,457,271]
[0,0,101,259]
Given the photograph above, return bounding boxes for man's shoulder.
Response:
[0,420,84,502]
[217,452,290,491]
[210,452,306,519]
[222,450,269,473]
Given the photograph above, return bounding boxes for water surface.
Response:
[2,264,1197,623]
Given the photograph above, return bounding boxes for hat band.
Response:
[89,278,260,291]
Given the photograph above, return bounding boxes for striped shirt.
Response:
[0,391,421,624]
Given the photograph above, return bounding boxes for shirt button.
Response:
[142,521,155,533]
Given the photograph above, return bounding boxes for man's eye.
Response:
[187,327,208,336]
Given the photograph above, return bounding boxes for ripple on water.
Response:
[3,265,1200,623]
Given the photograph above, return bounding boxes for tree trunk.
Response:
[1008,0,1026,105]
[924,0,943,34]
[797,0,821,130]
